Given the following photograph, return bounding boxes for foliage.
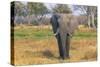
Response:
[14,1,26,16]
[27,2,48,15]
[73,5,97,28]
[52,4,72,13]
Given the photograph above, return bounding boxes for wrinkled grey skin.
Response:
[50,13,87,59]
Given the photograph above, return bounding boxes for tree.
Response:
[73,5,97,29]
[73,5,88,15]
[52,4,72,13]
[14,1,26,16]
[87,6,97,28]
[27,2,48,25]
[11,1,27,25]
[27,2,48,15]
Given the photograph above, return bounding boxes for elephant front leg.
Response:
[56,34,66,59]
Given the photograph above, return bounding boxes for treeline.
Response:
[11,1,97,28]
[14,14,51,25]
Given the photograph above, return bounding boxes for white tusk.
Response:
[54,28,59,36]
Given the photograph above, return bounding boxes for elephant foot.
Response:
[66,56,70,59]
[60,56,70,60]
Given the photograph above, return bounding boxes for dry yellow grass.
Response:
[13,38,97,65]
[12,25,97,65]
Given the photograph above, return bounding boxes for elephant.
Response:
[50,13,88,59]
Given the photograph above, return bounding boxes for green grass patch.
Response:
[12,27,53,40]
[12,26,97,40]
[72,31,97,39]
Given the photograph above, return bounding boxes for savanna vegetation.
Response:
[12,25,97,65]
[11,1,97,65]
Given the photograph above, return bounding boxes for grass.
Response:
[12,25,97,65]
[13,25,96,40]
[13,26,53,40]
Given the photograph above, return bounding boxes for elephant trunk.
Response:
[59,30,70,59]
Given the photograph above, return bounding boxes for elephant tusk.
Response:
[54,28,59,36]
[68,33,73,38]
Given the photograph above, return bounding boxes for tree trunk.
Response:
[88,15,91,28]
[28,15,31,25]
[91,14,96,29]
